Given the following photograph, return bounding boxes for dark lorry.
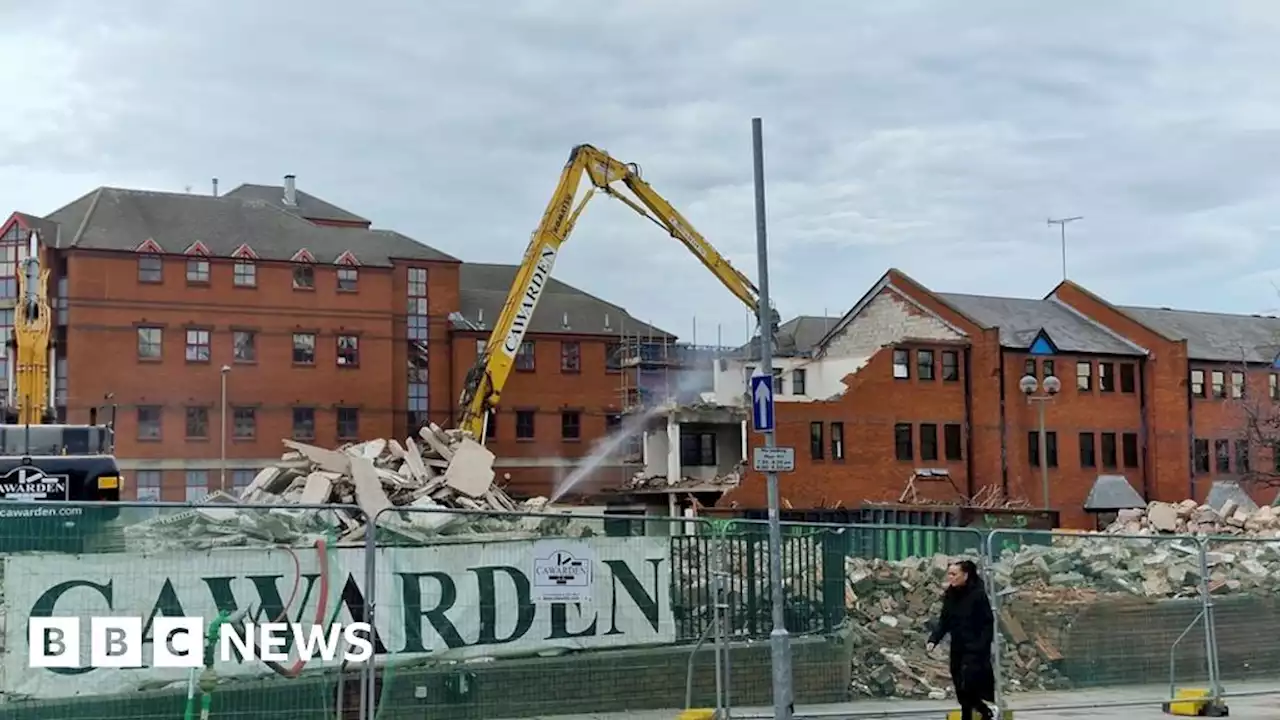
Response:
[0,423,122,551]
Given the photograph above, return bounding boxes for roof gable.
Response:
[334,250,359,266]
[815,270,969,355]
[1028,330,1057,356]
[184,241,210,256]
[290,248,315,263]
[230,243,258,260]
[135,238,163,253]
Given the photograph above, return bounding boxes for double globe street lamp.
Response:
[1020,373,1061,510]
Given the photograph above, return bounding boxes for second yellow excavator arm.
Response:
[457,144,778,438]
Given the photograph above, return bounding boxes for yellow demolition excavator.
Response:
[0,229,121,518]
[456,144,780,444]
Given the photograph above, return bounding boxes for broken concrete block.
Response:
[442,437,495,498]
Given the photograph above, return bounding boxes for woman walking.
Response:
[927,559,996,720]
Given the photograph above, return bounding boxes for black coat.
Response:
[928,580,995,702]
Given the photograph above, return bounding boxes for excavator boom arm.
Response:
[456,144,774,437]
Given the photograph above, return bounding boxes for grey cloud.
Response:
[3,1,1280,341]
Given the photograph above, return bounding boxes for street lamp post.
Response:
[220,365,231,492]
[1019,373,1061,509]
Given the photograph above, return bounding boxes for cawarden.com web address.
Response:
[0,507,83,519]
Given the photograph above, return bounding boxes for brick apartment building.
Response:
[722,269,1280,528]
[0,177,666,501]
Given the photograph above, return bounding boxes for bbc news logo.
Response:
[29,618,375,668]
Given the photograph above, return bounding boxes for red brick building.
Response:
[0,177,666,501]
[724,269,1279,528]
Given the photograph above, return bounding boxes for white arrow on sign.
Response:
[754,378,772,415]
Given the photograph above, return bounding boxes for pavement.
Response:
[498,681,1280,720]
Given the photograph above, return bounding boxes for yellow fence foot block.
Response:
[677,709,716,720]
[946,710,1014,720]
[1162,688,1229,717]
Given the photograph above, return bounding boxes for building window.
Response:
[1028,431,1058,468]
[233,330,256,363]
[186,258,209,284]
[830,422,844,460]
[1215,439,1230,473]
[137,406,162,441]
[561,411,581,440]
[1023,358,1035,378]
[185,406,209,439]
[1191,370,1206,398]
[138,254,163,283]
[1042,360,1055,380]
[232,470,255,493]
[1120,364,1136,393]
[1122,432,1139,469]
[809,422,824,460]
[135,470,161,502]
[1076,361,1092,391]
[1193,439,1210,475]
[1272,374,1279,400]
[337,407,359,440]
[920,423,938,461]
[944,424,962,460]
[516,410,535,439]
[292,407,316,440]
[606,341,622,371]
[940,351,959,382]
[185,471,209,503]
[233,260,256,287]
[293,264,314,290]
[1211,371,1226,398]
[680,432,716,467]
[606,413,621,433]
[894,423,913,461]
[408,267,427,295]
[336,335,360,367]
[337,266,359,292]
[1099,362,1114,392]
[1230,371,1245,399]
[185,328,210,363]
[293,333,316,364]
[233,407,256,439]
[407,310,428,341]
[480,410,497,440]
[560,342,580,373]
[1100,432,1117,469]
[917,350,935,381]
[515,341,535,371]
[408,382,428,415]
[137,326,163,360]
[892,349,910,379]
[792,369,807,396]
[1079,432,1096,468]
[1235,441,1250,473]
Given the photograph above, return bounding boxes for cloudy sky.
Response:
[3,1,1280,344]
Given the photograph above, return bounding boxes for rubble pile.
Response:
[125,425,563,551]
[841,530,1280,699]
[1105,499,1280,536]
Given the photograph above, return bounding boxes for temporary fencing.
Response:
[1,500,1275,720]
[985,530,1217,713]
[0,500,368,720]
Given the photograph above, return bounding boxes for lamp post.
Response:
[220,365,231,492]
[1019,373,1061,509]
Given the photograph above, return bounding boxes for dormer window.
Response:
[337,266,358,292]
[293,264,314,290]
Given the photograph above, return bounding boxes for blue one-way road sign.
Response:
[750,374,775,433]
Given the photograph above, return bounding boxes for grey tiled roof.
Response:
[1204,480,1258,512]
[44,188,458,266]
[1083,474,1145,511]
[737,315,841,358]
[937,293,1145,356]
[223,183,369,224]
[1118,306,1280,363]
[452,263,672,339]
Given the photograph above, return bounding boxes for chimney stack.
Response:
[283,174,297,206]
[212,178,219,197]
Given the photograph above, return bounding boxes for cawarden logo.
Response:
[28,618,374,668]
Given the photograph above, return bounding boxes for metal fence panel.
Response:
[1200,534,1280,697]
[0,500,366,720]
[986,529,1214,711]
